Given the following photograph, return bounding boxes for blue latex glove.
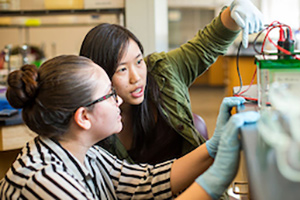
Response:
[196,111,260,200]
[230,0,264,48]
[206,97,245,158]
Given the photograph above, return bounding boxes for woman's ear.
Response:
[73,107,91,130]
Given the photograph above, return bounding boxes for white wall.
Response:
[261,0,300,29]
[125,0,168,55]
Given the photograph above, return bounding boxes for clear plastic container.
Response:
[256,55,300,109]
[257,82,300,182]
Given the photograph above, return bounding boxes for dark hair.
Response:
[80,23,144,79]
[6,55,98,139]
[80,23,175,163]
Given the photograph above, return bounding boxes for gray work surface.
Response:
[238,102,300,200]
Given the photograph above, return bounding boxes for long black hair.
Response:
[80,24,176,163]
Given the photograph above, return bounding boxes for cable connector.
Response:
[277,27,285,59]
[283,29,295,59]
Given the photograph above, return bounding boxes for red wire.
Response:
[267,36,300,60]
[233,94,258,102]
[234,21,298,105]
[261,24,280,53]
[255,21,300,60]
[236,23,276,96]
[238,68,257,95]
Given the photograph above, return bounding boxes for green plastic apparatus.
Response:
[255,55,300,109]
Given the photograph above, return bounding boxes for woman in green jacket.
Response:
[80,0,263,164]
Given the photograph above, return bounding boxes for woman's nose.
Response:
[129,67,141,84]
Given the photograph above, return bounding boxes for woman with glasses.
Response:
[79,0,263,171]
[0,55,259,200]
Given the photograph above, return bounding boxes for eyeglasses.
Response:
[84,88,118,108]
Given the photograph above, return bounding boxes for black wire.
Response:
[253,24,274,55]
[235,23,287,96]
[253,23,290,55]
[253,28,266,54]
[233,42,243,96]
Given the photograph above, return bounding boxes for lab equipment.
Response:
[252,21,300,109]
[3,44,12,72]
[257,82,300,182]
[237,21,300,199]
[256,56,300,109]
[283,30,295,60]
[21,44,29,65]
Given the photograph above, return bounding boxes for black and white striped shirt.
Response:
[0,136,173,199]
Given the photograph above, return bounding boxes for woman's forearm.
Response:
[221,6,240,31]
[175,182,212,200]
[170,143,214,194]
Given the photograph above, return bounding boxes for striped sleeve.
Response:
[20,165,94,200]
[95,147,174,200]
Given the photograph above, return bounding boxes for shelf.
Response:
[0,8,124,16]
[0,8,124,28]
[0,23,104,28]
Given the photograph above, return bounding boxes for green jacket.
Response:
[100,9,239,200]
[147,10,240,154]
[103,10,240,164]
